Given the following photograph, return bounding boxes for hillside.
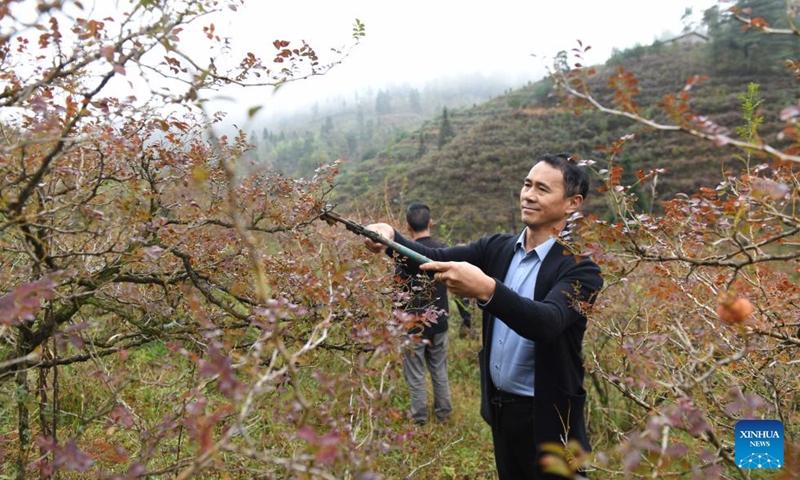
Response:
[327,40,797,242]
[248,75,519,179]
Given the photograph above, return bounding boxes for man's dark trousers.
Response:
[491,391,538,480]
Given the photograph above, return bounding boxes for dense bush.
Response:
[547,2,799,476]
[0,2,422,479]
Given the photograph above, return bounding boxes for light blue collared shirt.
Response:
[488,231,555,397]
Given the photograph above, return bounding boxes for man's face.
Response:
[519,161,581,231]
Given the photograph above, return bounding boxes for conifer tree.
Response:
[437,107,454,150]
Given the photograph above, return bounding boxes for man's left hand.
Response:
[420,261,495,303]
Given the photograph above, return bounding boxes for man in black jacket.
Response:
[395,202,452,425]
[365,153,603,479]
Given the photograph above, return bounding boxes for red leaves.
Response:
[271,39,320,67]
[607,66,640,114]
[183,399,235,455]
[548,19,800,480]
[658,91,694,124]
[153,118,170,131]
[297,426,341,464]
[198,343,242,400]
[74,18,105,41]
[16,35,29,53]
[163,56,184,74]
[0,279,55,326]
[684,74,709,89]
[608,164,623,188]
[38,32,51,49]
[742,16,770,32]
[0,4,378,478]
[34,438,94,475]
[202,23,218,41]
[99,45,115,62]
[107,406,135,430]
[65,95,78,120]
[634,168,667,185]
[716,292,754,325]
[168,26,183,43]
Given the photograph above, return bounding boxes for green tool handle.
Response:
[321,211,432,264]
[352,223,432,265]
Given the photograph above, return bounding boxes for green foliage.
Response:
[376,89,392,115]
[530,78,555,104]
[258,76,514,178]
[606,43,653,66]
[507,96,523,109]
[417,131,427,157]
[409,88,422,114]
[352,18,366,39]
[735,82,764,143]
[437,107,455,150]
[706,0,800,73]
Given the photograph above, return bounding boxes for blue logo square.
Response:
[735,419,784,469]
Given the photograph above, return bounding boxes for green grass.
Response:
[394,320,496,479]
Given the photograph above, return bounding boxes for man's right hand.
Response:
[364,223,394,253]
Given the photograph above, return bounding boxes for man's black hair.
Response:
[537,152,590,200]
[406,202,431,233]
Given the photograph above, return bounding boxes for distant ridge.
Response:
[329,41,795,241]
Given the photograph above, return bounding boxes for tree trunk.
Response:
[15,357,30,480]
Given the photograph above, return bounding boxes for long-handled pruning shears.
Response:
[319,208,432,265]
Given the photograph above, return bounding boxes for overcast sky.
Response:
[208,0,722,122]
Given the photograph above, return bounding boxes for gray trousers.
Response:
[402,331,452,423]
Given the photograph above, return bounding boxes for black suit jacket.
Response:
[388,230,603,453]
[394,236,449,337]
